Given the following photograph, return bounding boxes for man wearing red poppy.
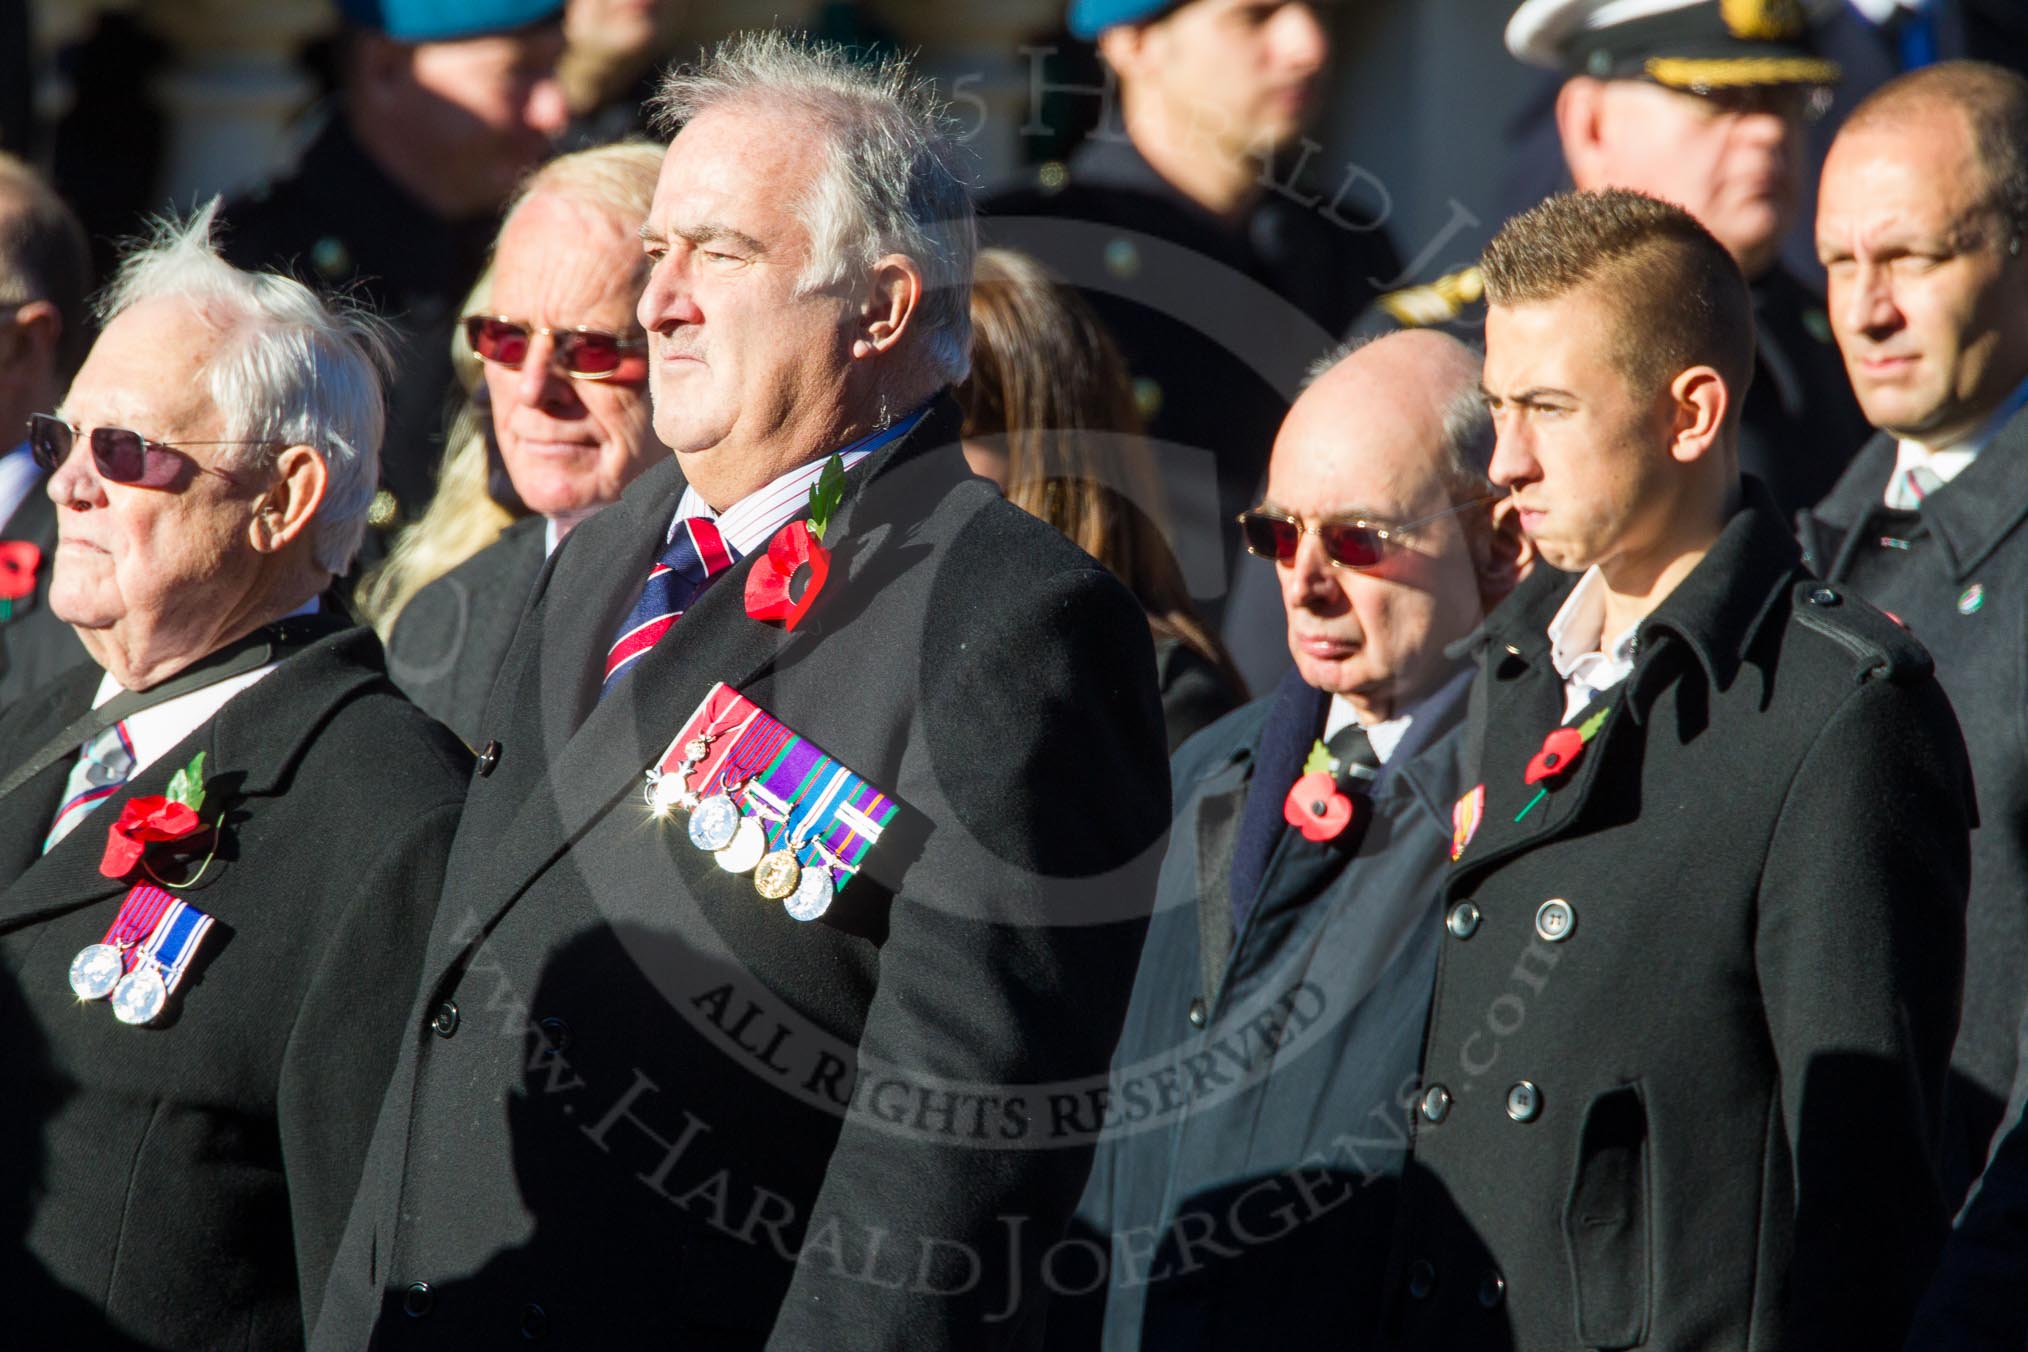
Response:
[0,154,90,706]
[1065,330,1527,1351]
[0,208,470,1347]
[1391,187,1972,1351]
[314,34,1170,1351]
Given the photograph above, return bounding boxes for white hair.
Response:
[652,30,977,386]
[98,200,393,574]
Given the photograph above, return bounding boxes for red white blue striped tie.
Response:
[44,720,136,852]
[601,517,736,699]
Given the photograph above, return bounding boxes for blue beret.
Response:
[1067,0,1184,41]
[338,0,564,42]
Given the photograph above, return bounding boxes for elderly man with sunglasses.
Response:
[1062,330,1526,1352]
[385,141,664,745]
[0,207,472,1349]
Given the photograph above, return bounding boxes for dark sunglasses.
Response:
[464,315,646,380]
[1238,494,1503,570]
[28,414,255,488]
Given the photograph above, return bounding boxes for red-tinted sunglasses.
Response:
[1238,495,1502,570]
[28,414,254,488]
[464,315,646,380]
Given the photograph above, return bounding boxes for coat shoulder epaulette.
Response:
[1376,265,1484,328]
[1789,580,1935,684]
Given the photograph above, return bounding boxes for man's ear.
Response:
[1667,366,1729,465]
[1475,495,1533,613]
[1554,76,1609,190]
[1096,23,1155,85]
[851,254,923,361]
[0,300,61,378]
[251,446,329,556]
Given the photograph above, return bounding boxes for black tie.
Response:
[1327,721,1382,793]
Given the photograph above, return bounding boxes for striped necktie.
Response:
[601,517,737,699]
[1886,463,1944,511]
[44,720,136,852]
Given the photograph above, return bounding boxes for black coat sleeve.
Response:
[279,795,465,1336]
[1755,672,1970,1350]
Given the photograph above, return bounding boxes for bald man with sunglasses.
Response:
[384,141,663,745]
[1064,330,1525,1351]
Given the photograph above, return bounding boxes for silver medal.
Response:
[111,964,169,1026]
[69,943,124,1000]
[786,866,835,922]
[714,816,765,873]
[689,793,741,851]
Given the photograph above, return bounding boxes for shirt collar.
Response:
[1319,665,1473,768]
[1546,566,1640,681]
[1892,372,2028,480]
[669,403,931,555]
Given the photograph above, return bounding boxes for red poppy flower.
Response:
[1524,727,1586,785]
[99,796,204,879]
[0,540,40,608]
[744,521,833,632]
[1283,770,1355,842]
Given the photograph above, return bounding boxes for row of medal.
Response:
[647,734,846,922]
[68,882,213,1026]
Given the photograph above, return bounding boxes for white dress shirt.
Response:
[1883,373,2028,508]
[1546,566,1640,723]
[1321,665,1475,769]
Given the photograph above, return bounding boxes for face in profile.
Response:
[1569,79,1805,279]
[484,191,659,522]
[1817,108,2028,447]
[1483,286,1679,579]
[636,103,859,503]
[47,298,266,644]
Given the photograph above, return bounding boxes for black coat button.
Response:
[1420,1084,1452,1123]
[475,740,501,776]
[1808,586,1840,607]
[519,1303,549,1340]
[430,1001,459,1038]
[1447,902,1481,939]
[1506,1081,1543,1122]
[1478,1271,1506,1308]
[403,1282,434,1317]
[1407,1259,1436,1299]
[537,1015,573,1052]
[1186,997,1207,1029]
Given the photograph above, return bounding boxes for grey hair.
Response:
[1304,334,1496,503]
[98,200,392,575]
[502,139,665,252]
[651,30,977,386]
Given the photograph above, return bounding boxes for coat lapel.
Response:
[0,629,388,934]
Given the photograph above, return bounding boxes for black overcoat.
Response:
[311,397,1170,1350]
[0,627,472,1350]
[385,515,547,747]
[1387,494,1972,1352]
[1799,407,2028,1201]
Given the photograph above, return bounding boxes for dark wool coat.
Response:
[1799,406,2028,1203]
[310,397,1170,1351]
[0,627,471,1351]
[385,515,547,747]
[1388,493,1972,1352]
[1067,665,1468,1352]
[0,481,88,708]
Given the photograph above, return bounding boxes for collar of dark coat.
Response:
[0,626,393,931]
[1209,662,1468,919]
[1482,478,1801,725]
[1805,401,2028,581]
